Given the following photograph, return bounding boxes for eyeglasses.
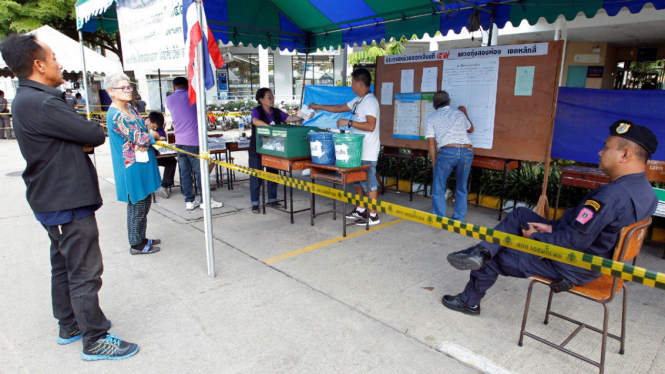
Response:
[113,86,134,93]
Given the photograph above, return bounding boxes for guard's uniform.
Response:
[461,172,657,307]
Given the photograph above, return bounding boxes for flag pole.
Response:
[195,0,216,278]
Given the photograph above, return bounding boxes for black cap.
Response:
[609,120,658,157]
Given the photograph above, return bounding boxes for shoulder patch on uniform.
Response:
[583,199,604,213]
[573,199,605,231]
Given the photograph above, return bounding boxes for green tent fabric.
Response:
[77,0,665,52]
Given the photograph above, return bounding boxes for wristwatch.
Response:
[348,120,353,128]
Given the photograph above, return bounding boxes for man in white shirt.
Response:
[425,90,474,221]
[308,69,381,225]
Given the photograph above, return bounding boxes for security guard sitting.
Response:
[442,120,659,315]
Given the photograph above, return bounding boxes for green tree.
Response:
[0,0,123,61]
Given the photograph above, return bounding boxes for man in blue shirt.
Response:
[442,120,658,316]
[1,34,139,360]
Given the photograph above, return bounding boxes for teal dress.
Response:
[106,106,161,204]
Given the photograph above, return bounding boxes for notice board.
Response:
[375,41,563,162]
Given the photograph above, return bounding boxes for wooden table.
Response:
[380,146,429,201]
[225,140,250,190]
[468,156,521,220]
[554,165,611,216]
[307,162,372,237]
[260,155,312,224]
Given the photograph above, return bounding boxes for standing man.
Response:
[0,90,14,139]
[134,94,147,113]
[309,68,382,225]
[166,77,223,211]
[426,91,474,221]
[64,88,76,109]
[0,34,138,359]
[441,120,658,316]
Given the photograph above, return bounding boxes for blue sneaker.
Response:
[81,334,139,361]
[58,320,112,345]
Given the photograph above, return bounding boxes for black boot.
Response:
[447,244,491,271]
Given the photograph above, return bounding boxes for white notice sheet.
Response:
[514,66,535,96]
[421,67,438,92]
[381,82,393,105]
[401,69,414,93]
[441,57,499,149]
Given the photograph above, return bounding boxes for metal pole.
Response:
[78,31,96,167]
[158,68,164,111]
[299,51,309,108]
[341,45,348,86]
[195,0,216,278]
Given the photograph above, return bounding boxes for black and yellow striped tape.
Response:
[155,141,665,291]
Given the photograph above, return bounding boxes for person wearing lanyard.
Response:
[308,68,382,225]
[425,90,474,222]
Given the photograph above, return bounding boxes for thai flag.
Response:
[183,0,225,106]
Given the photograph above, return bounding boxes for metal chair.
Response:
[518,217,652,374]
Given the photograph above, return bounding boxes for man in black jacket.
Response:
[0,34,139,360]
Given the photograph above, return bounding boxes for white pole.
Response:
[195,0,216,278]
[554,17,568,87]
[78,31,96,167]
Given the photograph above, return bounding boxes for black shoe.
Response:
[143,238,161,246]
[346,207,367,219]
[252,205,260,214]
[267,201,282,208]
[130,244,160,255]
[58,320,112,345]
[442,294,480,316]
[447,245,491,271]
[355,213,380,226]
[81,334,139,361]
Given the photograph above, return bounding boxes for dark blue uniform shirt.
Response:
[531,172,657,284]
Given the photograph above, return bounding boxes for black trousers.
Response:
[44,214,109,347]
[460,207,563,306]
[157,157,177,187]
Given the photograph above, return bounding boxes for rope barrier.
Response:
[154,141,665,291]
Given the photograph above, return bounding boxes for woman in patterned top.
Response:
[105,73,162,255]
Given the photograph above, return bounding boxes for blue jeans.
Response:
[177,145,203,203]
[352,160,378,193]
[249,155,277,206]
[432,147,473,221]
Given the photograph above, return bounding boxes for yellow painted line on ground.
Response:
[263,218,406,264]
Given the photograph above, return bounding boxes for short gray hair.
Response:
[104,72,131,95]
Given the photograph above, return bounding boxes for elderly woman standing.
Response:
[105,73,162,255]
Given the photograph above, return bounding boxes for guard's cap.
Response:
[609,120,658,157]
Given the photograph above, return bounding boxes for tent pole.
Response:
[78,30,96,168]
[342,45,348,86]
[299,37,310,108]
[158,68,164,111]
[195,0,216,278]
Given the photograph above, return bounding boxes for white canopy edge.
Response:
[0,25,123,76]
[75,0,115,30]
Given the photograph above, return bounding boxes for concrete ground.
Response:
[2,134,665,374]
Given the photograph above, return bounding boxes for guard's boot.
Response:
[447,245,491,271]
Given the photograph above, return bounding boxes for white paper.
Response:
[514,66,535,96]
[297,108,314,119]
[135,150,149,163]
[421,67,438,92]
[441,57,499,149]
[238,137,251,148]
[393,93,421,138]
[380,82,394,105]
[400,69,414,93]
[310,141,323,157]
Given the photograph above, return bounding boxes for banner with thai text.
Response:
[384,43,548,64]
[117,0,187,70]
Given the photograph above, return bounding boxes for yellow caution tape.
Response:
[154,141,665,291]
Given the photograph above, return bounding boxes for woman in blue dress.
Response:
[104,73,162,255]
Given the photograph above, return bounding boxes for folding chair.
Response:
[518,217,652,374]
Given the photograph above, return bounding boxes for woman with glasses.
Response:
[104,73,162,255]
[249,88,305,214]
